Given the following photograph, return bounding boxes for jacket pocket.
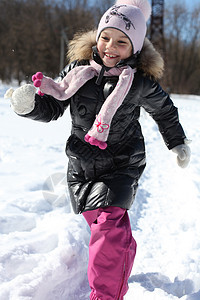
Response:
[65,134,93,161]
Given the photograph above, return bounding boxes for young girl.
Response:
[6,0,191,299]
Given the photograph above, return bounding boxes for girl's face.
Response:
[97,28,133,68]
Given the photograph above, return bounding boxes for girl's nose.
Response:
[107,39,116,49]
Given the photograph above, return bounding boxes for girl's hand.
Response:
[172,140,191,168]
[4,84,36,114]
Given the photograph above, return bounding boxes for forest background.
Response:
[0,0,200,95]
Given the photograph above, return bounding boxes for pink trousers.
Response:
[82,207,137,300]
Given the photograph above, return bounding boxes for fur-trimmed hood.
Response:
[67,30,164,80]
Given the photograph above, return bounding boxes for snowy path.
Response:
[0,83,200,300]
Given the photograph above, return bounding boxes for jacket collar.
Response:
[92,46,139,85]
[67,30,164,80]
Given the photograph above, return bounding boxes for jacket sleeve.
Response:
[20,61,79,123]
[139,76,186,149]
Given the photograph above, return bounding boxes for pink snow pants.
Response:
[82,206,137,300]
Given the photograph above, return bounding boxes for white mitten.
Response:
[4,84,36,114]
[172,139,191,168]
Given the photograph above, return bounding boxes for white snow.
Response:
[0,82,200,300]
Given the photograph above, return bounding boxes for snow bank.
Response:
[0,85,200,299]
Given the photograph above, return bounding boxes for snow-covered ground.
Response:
[0,81,200,300]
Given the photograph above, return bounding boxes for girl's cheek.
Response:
[96,44,103,57]
[96,42,101,52]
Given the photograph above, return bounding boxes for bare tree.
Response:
[0,0,200,95]
[0,0,95,84]
[163,2,200,94]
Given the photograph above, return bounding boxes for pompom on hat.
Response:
[96,0,151,54]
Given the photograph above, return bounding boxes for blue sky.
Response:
[168,0,200,8]
[89,0,200,9]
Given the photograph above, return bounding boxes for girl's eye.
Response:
[101,36,109,41]
[118,40,126,44]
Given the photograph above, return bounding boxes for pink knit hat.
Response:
[96,0,151,54]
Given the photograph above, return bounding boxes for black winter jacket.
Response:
[21,33,186,214]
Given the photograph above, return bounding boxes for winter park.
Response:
[0,0,200,300]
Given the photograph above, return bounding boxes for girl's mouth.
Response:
[104,53,118,58]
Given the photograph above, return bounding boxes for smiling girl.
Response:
[97,28,133,67]
[6,0,191,299]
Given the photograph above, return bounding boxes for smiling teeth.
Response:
[105,54,117,58]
